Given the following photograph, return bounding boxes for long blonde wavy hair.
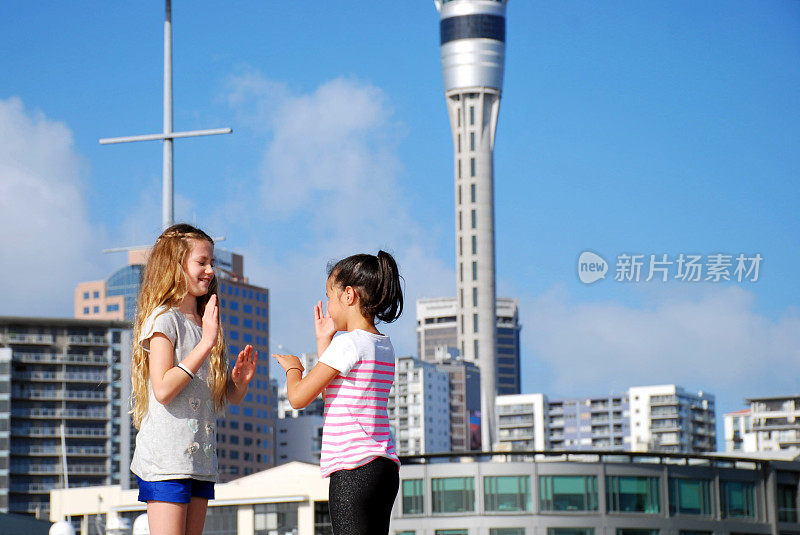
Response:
[130,223,229,429]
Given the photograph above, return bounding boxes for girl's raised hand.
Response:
[201,294,219,348]
[272,353,304,374]
[314,300,336,341]
[231,344,258,386]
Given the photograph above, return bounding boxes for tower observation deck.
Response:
[434,0,508,450]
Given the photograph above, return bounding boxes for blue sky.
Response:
[1,1,798,429]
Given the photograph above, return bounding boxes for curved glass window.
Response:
[106,264,144,320]
[669,478,712,516]
[606,476,660,513]
[540,475,598,511]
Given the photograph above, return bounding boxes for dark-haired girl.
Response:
[273,251,403,535]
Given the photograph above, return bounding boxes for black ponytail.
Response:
[327,250,404,323]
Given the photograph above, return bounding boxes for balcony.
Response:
[13,352,109,365]
[9,482,59,494]
[10,445,108,457]
[12,388,108,401]
[11,408,108,420]
[7,333,54,344]
[10,426,109,438]
[13,371,109,383]
[67,334,108,345]
[10,464,109,476]
[650,395,678,406]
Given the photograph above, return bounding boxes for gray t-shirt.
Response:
[130,306,219,482]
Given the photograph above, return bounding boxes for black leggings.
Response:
[328,456,399,535]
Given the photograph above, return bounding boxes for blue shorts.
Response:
[136,476,215,503]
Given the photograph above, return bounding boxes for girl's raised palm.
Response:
[314,300,336,340]
[201,294,219,346]
[232,345,258,386]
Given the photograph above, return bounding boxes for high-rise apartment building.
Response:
[496,385,715,454]
[434,0,509,449]
[629,385,715,453]
[416,297,521,395]
[496,393,548,451]
[75,246,276,483]
[0,316,131,517]
[549,394,630,450]
[724,396,800,453]
[388,356,450,455]
[434,350,481,451]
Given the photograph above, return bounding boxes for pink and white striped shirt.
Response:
[318,330,399,477]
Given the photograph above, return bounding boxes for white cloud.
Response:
[520,284,800,406]
[0,97,106,316]
[223,72,453,362]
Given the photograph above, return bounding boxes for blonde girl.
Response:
[130,223,257,535]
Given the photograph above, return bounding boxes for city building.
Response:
[496,393,548,451]
[74,250,147,321]
[416,297,521,395]
[50,451,800,535]
[497,385,714,455]
[277,353,322,419]
[388,356,451,455]
[548,394,630,451]
[724,395,800,453]
[433,349,482,452]
[629,385,716,453]
[0,316,131,518]
[434,0,509,448]
[50,462,332,535]
[392,450,800,534]
[75,247,277,483]
[276,416,324,466]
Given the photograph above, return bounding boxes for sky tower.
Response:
[434,0,508,450]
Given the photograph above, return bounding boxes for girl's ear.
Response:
[343,286,357,306]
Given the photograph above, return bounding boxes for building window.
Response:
[432,477,475,513]
[484,475,530,512]
[472,287,478,307]
[93,306,99,313]
[470,106,474,125]
[679,532,711,535]
[470,158,475,177]
[230,300,239,311]
[402,479,424,515]
[473,314,478,333]
[83,307,89,314]
[458,134,461,153]
[458,210,462,231]
[471,183,476,203]
[472,262,477,280]
[540,475,598,511]
[436,530,467,535]
[720,480,755,518]
[474,339,479,359]
[204,506,238,535]
[106,304,119,312]
[778,483,798,523]
[607,476,660,513]
[314,501,333,535]
[471,209,476,229]
[490,530,525,535]
[254,502,298,535]
[397,532,416,535]
[458,185,462,205]
[617,531,658,535]
[669,478,712,516]
[229,330,239,340]
[548,529,593,535]
[472,235,477,255]
[93,291,100,298]
[459,263,463,282]
[460,288,464,308]
[457,106,461,127]
[458,159,461,179]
